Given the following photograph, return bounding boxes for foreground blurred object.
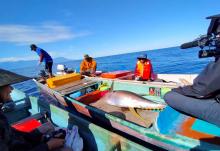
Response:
[165,14,220,127]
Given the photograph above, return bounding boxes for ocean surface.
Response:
[9,46,212,102]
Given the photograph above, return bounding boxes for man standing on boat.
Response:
[0,69,66,151]
[30,44,53,78]
[134,54,153,81]
[80,54,97,76]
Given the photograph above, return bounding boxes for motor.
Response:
[57,64,74,75]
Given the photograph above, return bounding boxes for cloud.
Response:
[0,23,90,44]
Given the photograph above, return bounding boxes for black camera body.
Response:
[43,129,66,142]
[180,14,220,60]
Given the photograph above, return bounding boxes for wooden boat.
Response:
[5,88,150,151]
[33,73,220,150]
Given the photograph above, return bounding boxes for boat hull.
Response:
[6,89,151,151]
[33,74,220,150]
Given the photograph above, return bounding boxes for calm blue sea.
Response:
[11,46,212,101]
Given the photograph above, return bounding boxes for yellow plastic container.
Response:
[46,73,81,88]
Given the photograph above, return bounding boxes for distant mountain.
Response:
[0,57,72,70]
[53,57,72,63]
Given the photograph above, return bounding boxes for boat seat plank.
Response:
[53,79,89,91]
[53,79,98,95]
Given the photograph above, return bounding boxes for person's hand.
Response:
[90,73,96,77]
[47,138,65,150]
[135,76,141,81]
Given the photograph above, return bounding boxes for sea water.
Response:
[10,46,212,102]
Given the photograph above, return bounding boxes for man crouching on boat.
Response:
[80,54,97,77]
[0,69,67,151]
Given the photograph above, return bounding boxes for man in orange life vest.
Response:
[134,54,153,81]
[80,54,97,76]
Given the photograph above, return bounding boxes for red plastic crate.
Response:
[75,90,109,104]
[12,118,42,132]
[101,70,132,79]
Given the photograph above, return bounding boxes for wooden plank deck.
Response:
[53,79,98,95]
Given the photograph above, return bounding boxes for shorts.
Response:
[45,61,53,73]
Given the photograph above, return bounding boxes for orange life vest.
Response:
[80,59,97,73]
[134,60,152,80]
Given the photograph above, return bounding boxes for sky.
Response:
[0,0,220,62]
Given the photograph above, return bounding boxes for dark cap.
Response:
[84,54,90,59]
[30,44,37,50]
[137,54,148,59]
[0,69,31,87]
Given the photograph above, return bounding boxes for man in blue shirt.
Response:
[30,44,53,78]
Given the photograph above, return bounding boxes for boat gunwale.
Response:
[86,77,179,88]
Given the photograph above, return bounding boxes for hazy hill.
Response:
[0,57,71,70]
